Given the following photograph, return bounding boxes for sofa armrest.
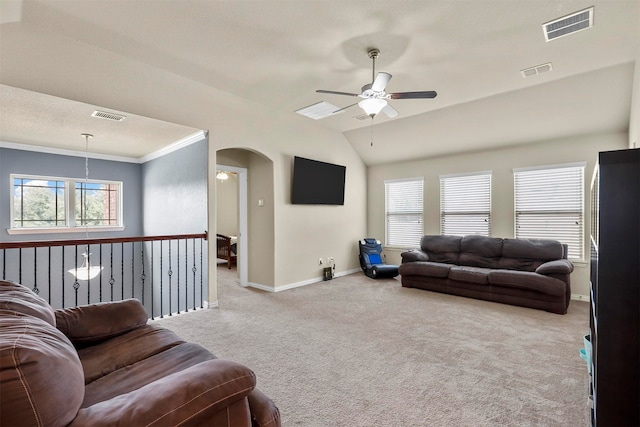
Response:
[55,299,148,345]
[401,249,430,263]
[248,388,281,427]
[535,259,574,275]
[69,359,256,427]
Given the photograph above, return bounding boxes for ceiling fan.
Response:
[316,48,437,119]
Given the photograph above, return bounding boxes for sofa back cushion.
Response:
[458,235,503,268]
[418,235,566,272]
[0,280,55,327]
[0,312,84,426]
[420,235,462,264]
[56,299,148,346]
[498,238,565,272]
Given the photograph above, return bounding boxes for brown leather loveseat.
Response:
[399,235,574,314]
[0,280,281,426]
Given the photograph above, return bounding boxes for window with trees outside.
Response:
[11,175,122,231]
[440,171,492,237]
[384,178,424,247]
[513,163,585,259]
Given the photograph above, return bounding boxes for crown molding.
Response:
[0,140,139,163]
[138,130,207,163]
[0,129,207,164]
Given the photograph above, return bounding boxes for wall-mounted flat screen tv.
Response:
[291,156,346,205]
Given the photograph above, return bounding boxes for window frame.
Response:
[9,174,124,235]
[513,162,585,260]
[440,171,492,237]
[384,177,424,248]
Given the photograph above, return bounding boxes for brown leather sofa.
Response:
[0,280,281,426]
[399,235,574,314]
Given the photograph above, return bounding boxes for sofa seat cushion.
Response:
[488,270,566,296]
[82,342,216,407]
[0,312,84,427]
[497,257,543,272]
[398,261,451,278]
[78,324,185,384]
[448,266,491,284]
[0,280,56,326]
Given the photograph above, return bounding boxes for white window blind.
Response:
[385,178,424,247]
[440,172,491,236]
[514,164,584,259]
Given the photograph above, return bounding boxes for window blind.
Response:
[514,164,584,259]
[385,178,424,247]
[440,172,491,236]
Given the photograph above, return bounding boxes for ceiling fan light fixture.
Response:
[359,98,387,117]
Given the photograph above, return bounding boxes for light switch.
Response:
[258,198,264,207]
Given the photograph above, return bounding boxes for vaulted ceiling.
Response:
[1,0,638,164]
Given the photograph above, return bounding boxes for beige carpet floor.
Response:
[154,266,590,426]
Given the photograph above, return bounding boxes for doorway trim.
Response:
[216,164,248,286]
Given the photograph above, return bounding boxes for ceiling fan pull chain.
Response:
[370,118,374,147]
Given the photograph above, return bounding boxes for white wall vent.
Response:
[543,7,594,42]
[295,101,344,120]
[521,62,553,78]
[91,110,127,121]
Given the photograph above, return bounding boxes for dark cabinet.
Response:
[590,148,640,426]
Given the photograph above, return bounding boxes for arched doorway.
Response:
[215,164,248,286]
[215,148,275,294]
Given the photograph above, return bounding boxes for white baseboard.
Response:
[203,299,219,308]
[247,268,362,293]
[571,294,590,302]
[247,282,277,292]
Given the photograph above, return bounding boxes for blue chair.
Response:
[359,238,399,279]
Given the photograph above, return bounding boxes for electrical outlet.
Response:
[319,258,324,265]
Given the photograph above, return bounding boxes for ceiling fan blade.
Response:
[332,102,359,113]
[371,72,392,92]
[382,104,398,118]
[389,91,438,99]
[316,89,360,97]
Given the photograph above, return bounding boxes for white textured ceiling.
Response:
[0,85,200,159]
[0,0,638,163]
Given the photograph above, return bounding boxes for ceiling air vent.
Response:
[91,110,127,121]
[354,113,370,121]
[521,62,553,78]
[295,101,344,120]
[543,7,594,42]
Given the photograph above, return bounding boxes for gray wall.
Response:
[141,138,209,308]
[141,139,207,235]
[0,147,142,241]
